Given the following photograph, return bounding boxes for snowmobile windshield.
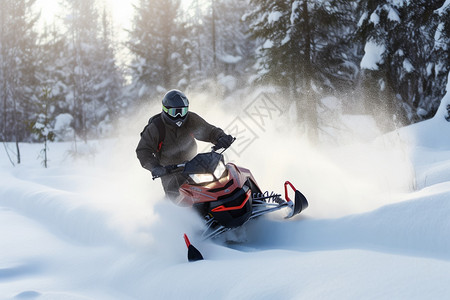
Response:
[183,152,226,184]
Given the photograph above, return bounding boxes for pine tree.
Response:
[30,87,56,168]
[94,7,125,136]
[210,0,256,79]
[37,24,71,126]
[357,0,405,130]
[127,0,184,102]
[0,0,40,163]
[182,0,205,79]
[247,0,358,141]
[357,0,448,129]
[401,1,447,121]
[433,2,450,117]
[246,0,292,86]
[61,0,98,140]
[59,0,124,140]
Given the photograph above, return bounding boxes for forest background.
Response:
[1,0,449,164]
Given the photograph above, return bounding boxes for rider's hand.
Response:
[215,135,234,149]
[151,165,167,178]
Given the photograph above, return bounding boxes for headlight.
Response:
[189,173,215,184]
[189,162,226,184]
[214,161,226,179]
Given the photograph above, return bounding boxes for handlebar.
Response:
[152,163,185,180]
[211,137,236,153]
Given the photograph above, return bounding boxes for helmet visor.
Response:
[163,105,188,118]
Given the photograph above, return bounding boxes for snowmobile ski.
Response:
[184,233,203,262]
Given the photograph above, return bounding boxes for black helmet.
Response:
[161,89,189,127]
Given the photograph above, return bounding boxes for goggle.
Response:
[163,105,188,118]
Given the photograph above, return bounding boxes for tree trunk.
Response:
[15,140,20,164]
[301,0,318,143]
[211,0,217,78]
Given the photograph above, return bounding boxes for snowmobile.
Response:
[153,140,309,261]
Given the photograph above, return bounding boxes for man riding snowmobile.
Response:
[136,89,234,200]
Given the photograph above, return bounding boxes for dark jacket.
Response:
[136,112,225,171]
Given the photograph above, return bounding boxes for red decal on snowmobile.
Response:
[183,233,191,248]
[211,190,251,212]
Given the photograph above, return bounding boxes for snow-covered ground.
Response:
[1,94,450,299]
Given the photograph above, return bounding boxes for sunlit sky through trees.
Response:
[35,0,198,38]
[34,0,201,65]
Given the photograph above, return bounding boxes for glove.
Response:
[151,166,167,178]
[215,135,234,149]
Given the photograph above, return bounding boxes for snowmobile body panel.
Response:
[159,151,308,237]
[178,163,262,228]
[178,163,261,206]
